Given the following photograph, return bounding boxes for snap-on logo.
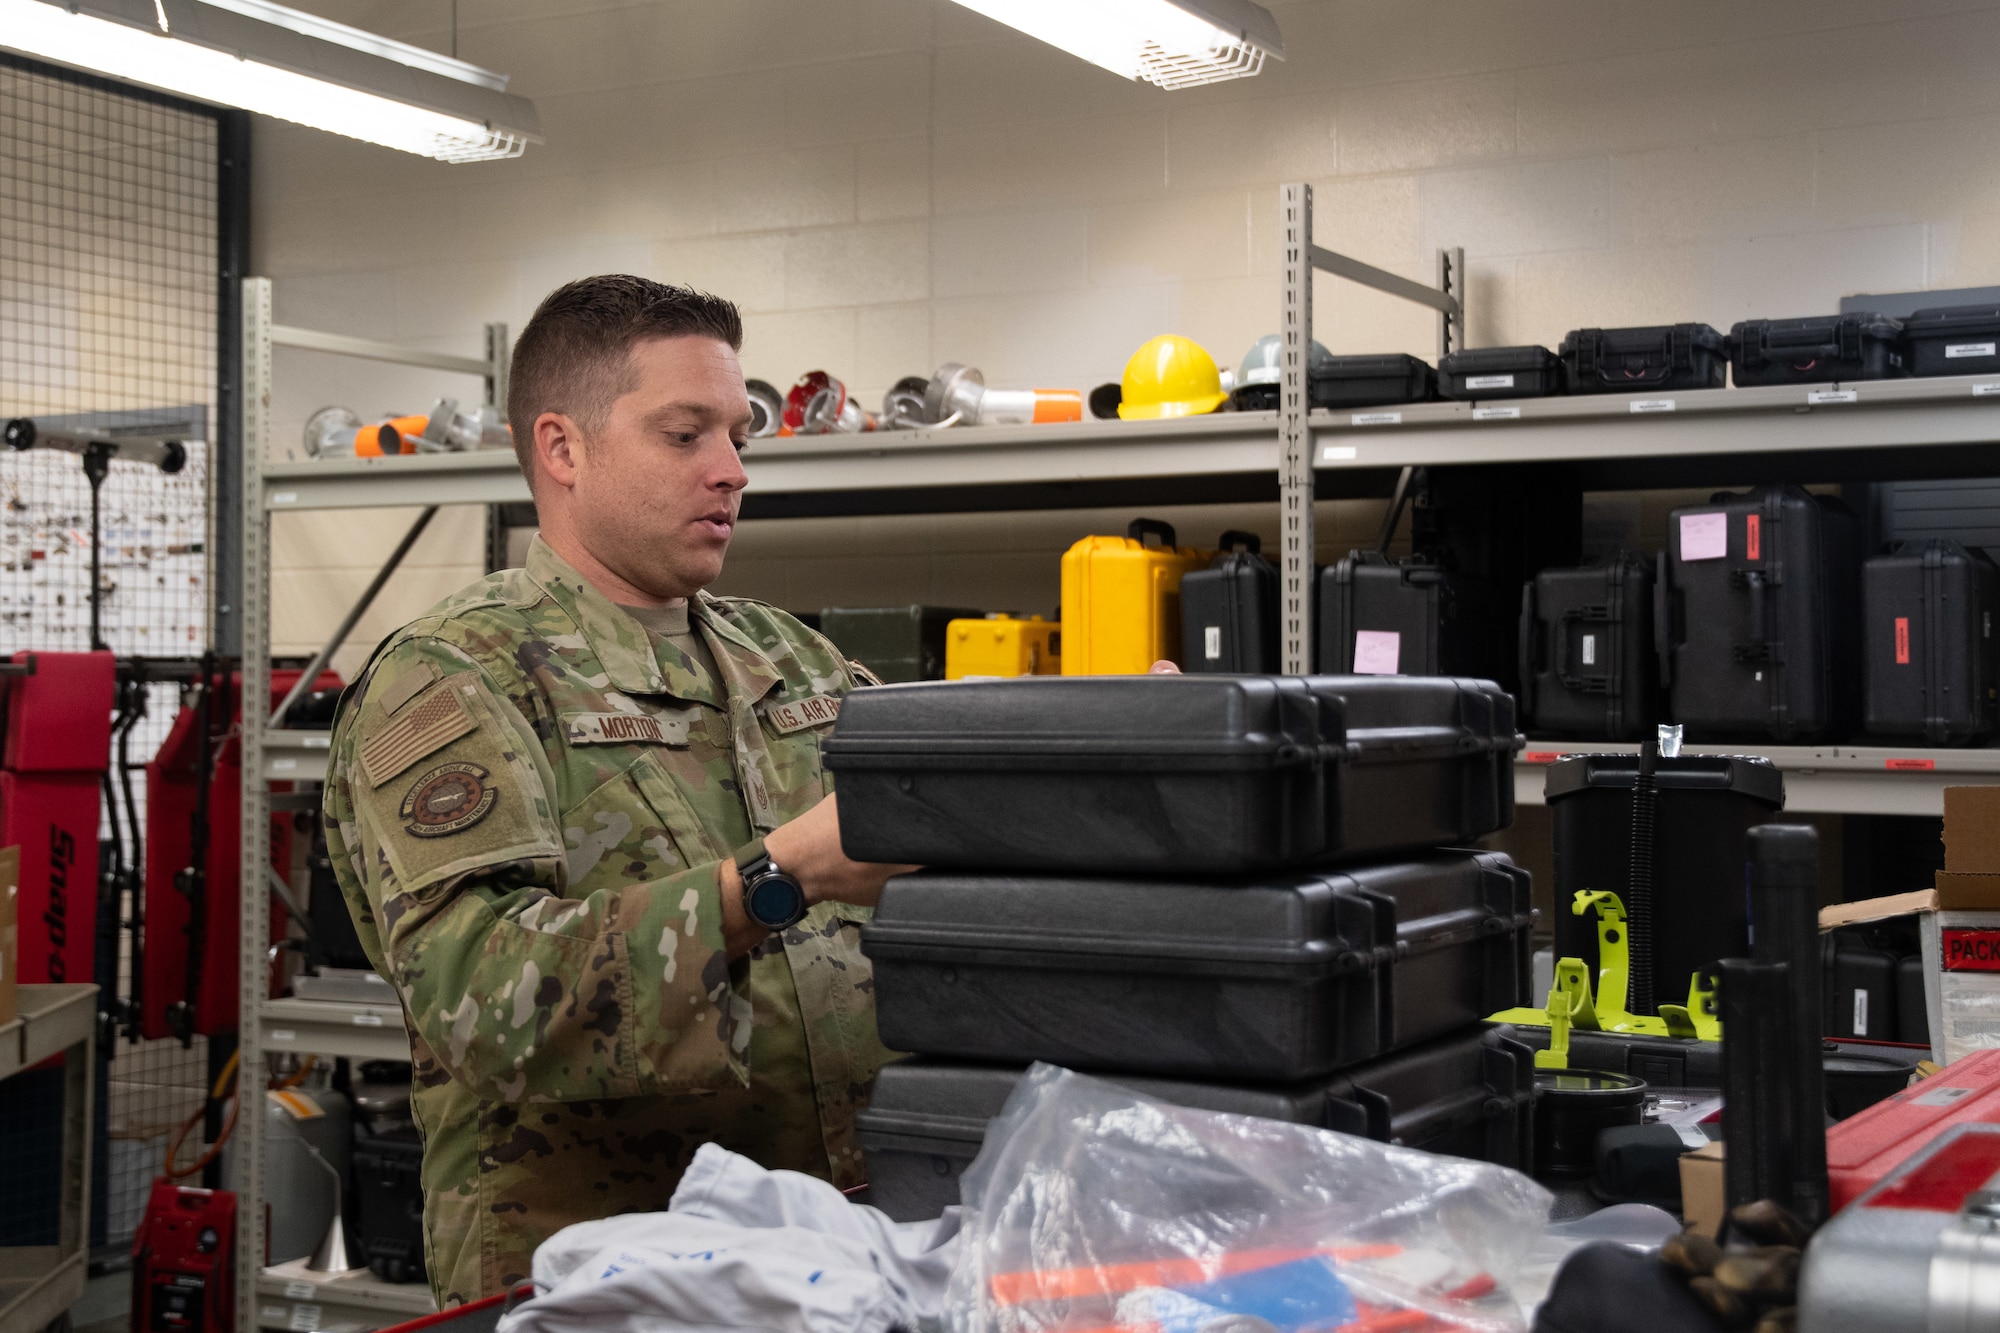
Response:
[45,824,72,982]
[1943,928,2000,972]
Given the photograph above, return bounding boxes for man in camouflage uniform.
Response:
[323,276,909,1305]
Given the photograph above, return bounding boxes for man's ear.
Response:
[535,411,582,490]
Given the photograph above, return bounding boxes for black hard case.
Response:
[860,851,1534,1079]
[1505,1026,1722,1090]
[1659,483,1863,742]
[1823,940,1898,1042]
[819,606,982,683]
[1311,354,1435,409]
[826,675,1520,873]
[1862,540,2000,745]
[857,1030,1537,1223]
[1547,753,1785,1011]
[1729,315,1907,386]
[1181,531,1280,673]
[352,1135,426,1284]
[1904,304,2000,378]
[1316,551,1506,683]
[1438,346,1564,400]
[1558,324,1727,394]
[1518,555,1658,740]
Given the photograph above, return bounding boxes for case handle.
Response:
[1127,517,1176,549]
[1215,529,1261,554]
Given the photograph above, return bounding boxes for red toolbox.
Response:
[1827,1046,2000,1211]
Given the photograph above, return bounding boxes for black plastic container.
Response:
[1548,753,1785,1015]
[819,605,982,683]
[1729,314,1907,386]
[1438,346,1564,400]
[1181,531,1279,673]
[1823,1049,1918,1120]
[860,851,1534,1079]
[1862,540,2000,745]
[1824,940,1899,1041]
[1311,354,1434,409]
[351,1134,426,1284]
[858,1029,1536,1223]
[1506,1027,1722,1089]
[1660,483,1863,742]
[1559,324,1727,394]
[1518,555,1658,740]
[1904,304,2000,377]
[1534,1068,1645,1179]
[1316,552,1508,684]
[828,674,1519,873]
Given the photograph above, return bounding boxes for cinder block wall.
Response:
[255,0,2000,672]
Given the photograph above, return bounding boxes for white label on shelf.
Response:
[1473,406,1521,421]
[1321,445,1358,461]
[1581,634,1597,666]
[352,1012,386,1027]
[270,492,298,505]
[1351,412,1401,426]
[1352,631,1401,675]
[1680,512,1728,561]
[268,1028,297,1043]
[1203,626,1221,661]
[289,1303,322,1332]
[1853,987,1870,1036]
[303,736,330,748]
[262,1307,290,1324]
[282,1283,315,1301]
[270,758,298,772]
[1947,342,1997,359]
[1466,374,1515,390]
[1975,383,2000,396]
[1630,399,1676,413]
[1808,389,1858,405]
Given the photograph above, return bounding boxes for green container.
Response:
[819,606,982,683]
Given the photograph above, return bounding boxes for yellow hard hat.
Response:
[1117,334,1228,419]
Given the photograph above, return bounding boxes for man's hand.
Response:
[718,793,917,955]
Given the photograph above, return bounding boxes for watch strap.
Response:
[733,837,770,875]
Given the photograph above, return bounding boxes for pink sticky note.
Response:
[1352,630,1401,675]
[1680,512,1728,561]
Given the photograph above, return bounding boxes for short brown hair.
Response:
[507,274,743,482]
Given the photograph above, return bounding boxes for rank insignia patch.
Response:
[400,761,497,838]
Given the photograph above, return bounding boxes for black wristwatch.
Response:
[735,838,809,933]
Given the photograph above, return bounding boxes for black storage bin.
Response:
[1316,551,1507,684]
[1547,753,1785,1015]
[351,1134,426,1284]
[827,674,1518,872]
[1904,304,2000,377]
[1558,324,1726,394]
[861,851,1534,1079]
[1729,314,1907,386]
[1518,554,1657,740]
[858,1029,1536,1223]
[1862,540,2000,745]
[1505,1026,1722,1090]
[1181,531,1279,673]
[1659,483,1863,742]
[1823,937,1899,1041]
[819,606,982,683]
[1438,346,1564,400]
[1310,354,1434,409]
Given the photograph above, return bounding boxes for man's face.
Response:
[553,335,752,600]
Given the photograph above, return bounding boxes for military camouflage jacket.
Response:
[322,537,892,1305]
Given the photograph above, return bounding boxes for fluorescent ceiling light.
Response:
[2,0,539,162]
[949,0,1283,89]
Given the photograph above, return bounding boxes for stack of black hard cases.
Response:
[825,673,1536,1222]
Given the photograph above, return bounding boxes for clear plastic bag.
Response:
[946,1064,1553,1333]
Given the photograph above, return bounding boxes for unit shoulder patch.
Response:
[763,692,842,735]
[400,761,497,838]
[361,678,478,787]
[562,711,690,747]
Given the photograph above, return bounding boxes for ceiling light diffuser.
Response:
[948,0,1283,89]
[2,0,539,162]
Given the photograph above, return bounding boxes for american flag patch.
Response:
[361,682,478,787]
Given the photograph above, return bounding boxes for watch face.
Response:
[746,873,806,930]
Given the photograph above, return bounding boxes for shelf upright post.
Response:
[1279,183,1316,675]
[1438,246,1465,361]
[236,275,275,1333]
[483,321,509,412]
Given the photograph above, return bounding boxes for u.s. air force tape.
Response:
[762,693,841,735]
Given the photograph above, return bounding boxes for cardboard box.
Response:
[1944,786,2000,873]
[0,845,16,1026]
[1679,1140,1726,1238]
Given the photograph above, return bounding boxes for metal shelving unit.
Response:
[233,192,2000,1320]
[0,984,97,1333]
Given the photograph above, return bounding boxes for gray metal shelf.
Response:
[256,1260,435,1332]
[0,984,96,1333]
[260,998,412,1064]
[1515,741,2000,816]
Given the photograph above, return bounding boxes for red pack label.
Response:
[1746,513,1761,561]
[1943,929,2000,972]
[1886,757,1937,771]
[1896,616,1911,665]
